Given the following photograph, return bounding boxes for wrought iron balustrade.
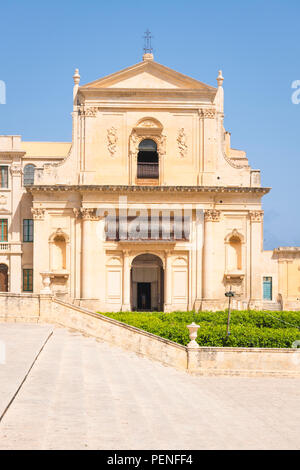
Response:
[137,162,159,179]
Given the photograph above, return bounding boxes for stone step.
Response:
[262,302,282,311]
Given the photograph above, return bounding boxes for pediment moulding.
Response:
[79,60,217,94]
[49,228,70,243]
[134,117,163,134]
[130,117,166,159]
[224,229,245,244]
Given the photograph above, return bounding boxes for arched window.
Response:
[23,164,36,186]
[137,139,159,179]
[0,264,8,292]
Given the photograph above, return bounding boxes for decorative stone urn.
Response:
[40,272,53,294]
[187,322,200,348]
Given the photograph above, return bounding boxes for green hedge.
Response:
[98,310,300,348]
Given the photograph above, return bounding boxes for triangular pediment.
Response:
[80,60,216,92]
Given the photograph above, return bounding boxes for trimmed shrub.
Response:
[98,310,300,348]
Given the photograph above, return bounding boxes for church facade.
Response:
[0,53,299,311]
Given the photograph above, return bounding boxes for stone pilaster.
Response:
[194,209,204,310]
[31,207,47,293]
[164,250,172,312]
[81,208,97,299]
[122,250,131,311]
[249,210,264,304]
[203,210,221,304]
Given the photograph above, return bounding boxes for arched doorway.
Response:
[0,264,8,292]
[137,139,159,179]
[131,254,164,311]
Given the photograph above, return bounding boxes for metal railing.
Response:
[137,162,159,179]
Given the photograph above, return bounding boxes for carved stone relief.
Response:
[177,128,188,158]
[107,127,118,157]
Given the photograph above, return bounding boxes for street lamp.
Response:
[225,290,235,338]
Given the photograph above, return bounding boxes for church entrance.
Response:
[131,254,164,311]
[137,283,151,310]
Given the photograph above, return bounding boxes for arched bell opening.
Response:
[137,139,159,179]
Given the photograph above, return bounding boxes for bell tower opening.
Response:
[137,139,159,179]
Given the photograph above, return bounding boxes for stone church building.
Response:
[0,52,299,311]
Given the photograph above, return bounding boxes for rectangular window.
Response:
[23,269,33,292]
[0,219,8,242]
[23,219,33,242]
[0,166,8,188]
[263,276,272,301]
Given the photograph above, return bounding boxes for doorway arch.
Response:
[0,264,8,292]
[131,254,164,311]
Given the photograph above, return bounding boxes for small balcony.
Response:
[0,243,10,252]
[137,162,159,179]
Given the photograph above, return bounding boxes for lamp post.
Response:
[225,290,235,338]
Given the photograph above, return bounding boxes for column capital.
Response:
[204,209,221,222]
[73,208,81,218]
[31,208,45,220]
[80,208,98,220]
[10,164,23,176]
[198,108,216,119]
[249,210,263,222]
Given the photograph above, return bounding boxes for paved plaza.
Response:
[0,323,299,450]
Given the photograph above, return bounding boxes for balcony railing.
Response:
[137,162,159,179]
[0,243,10,251]
[105,217,190,242]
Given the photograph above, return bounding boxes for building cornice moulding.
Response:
[26,185,271,195]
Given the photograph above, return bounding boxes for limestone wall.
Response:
[187,346,300,377]
[0,293,40,322]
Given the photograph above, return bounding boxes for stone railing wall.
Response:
[0,293,299,377]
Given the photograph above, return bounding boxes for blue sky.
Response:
[0,0,299,249]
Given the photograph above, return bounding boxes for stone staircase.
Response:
[262,302,282,311]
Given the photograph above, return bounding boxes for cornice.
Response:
[79,88,216,100]
[274,247,300,254]
[26,185,271,195]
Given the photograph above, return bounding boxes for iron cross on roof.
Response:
[143,29,153,54]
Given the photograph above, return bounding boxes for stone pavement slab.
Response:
[0,324,300,450]
[0,323,53,419]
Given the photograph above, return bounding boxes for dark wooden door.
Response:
[0,264,8,292]
[137,283,151,310]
